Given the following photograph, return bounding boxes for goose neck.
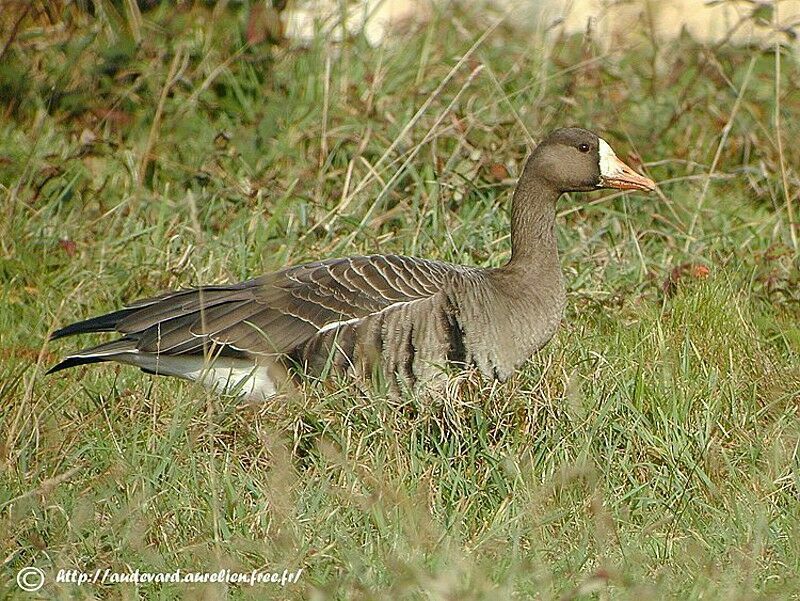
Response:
[505,177,561,269]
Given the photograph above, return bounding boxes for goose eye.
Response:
[578,143,591,153]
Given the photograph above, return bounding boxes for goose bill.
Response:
[597,138,656,191]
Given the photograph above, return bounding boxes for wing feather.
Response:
[51,255,468,365]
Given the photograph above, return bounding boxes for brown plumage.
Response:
[48,128,656,399]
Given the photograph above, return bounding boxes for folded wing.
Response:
[48,255,455,375]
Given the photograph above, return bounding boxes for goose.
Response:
[48,128,655,400]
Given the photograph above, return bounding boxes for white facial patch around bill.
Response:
[597,137,621,184]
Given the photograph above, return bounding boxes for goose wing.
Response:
[49,255,456,370]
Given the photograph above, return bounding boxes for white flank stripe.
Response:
[316,297,428,335]
[317,316,363,334]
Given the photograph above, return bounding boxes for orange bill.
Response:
[598,138,656,192]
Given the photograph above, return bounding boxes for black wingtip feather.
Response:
[50,308,137,340]
[45,355,110,375]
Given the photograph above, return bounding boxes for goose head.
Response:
[523,127,656,194]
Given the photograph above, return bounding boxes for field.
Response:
[1,2,799,599]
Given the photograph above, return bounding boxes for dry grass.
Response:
[1,2,799,599]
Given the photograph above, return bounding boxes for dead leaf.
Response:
[246,2,284,46]
[58,238,77,257]
[626,152,644,171]
[90,108,133,129]
[487,162,509,181]
[662,263,711,296]
[449,113,465,134]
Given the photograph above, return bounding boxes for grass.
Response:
[1,1,799,599]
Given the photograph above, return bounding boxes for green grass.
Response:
[2,2,800,599]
